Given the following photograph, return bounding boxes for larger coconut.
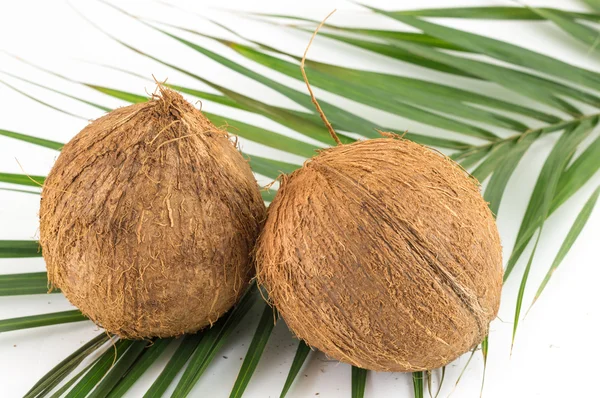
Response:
[40,88,266,339]
[256,137,503,372]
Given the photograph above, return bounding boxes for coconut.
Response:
[255,137,503,371]
[39,87,266,339]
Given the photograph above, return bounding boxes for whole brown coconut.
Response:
[40,87,266,339]
[256,137,503,371]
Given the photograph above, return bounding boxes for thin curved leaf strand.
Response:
[531,186,600,306]
[229,303,275,398]
[279,340,311,398]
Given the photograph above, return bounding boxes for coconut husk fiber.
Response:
[39,87,266,339]
[256,137,503,372]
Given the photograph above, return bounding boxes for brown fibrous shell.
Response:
[256,137,503,372]
[40,88,266,339]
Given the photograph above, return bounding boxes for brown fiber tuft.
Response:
[40,88,266,339]
[256,137,503,372]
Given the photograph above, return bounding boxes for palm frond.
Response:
[351,366,367,398]
[1,2,599,397]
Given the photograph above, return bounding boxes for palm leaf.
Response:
[108,338,172,398]
[412,371,424,398]
[0,310,87,333]
[0,272,56,296]
[229,304,275,398]
[23,333,110,398]
[390,7,598,21]
[279,340,311,398]
[351,367,368,398]
[531,186,600,307]
[0,240,41,258]
[2,3,600,398]
[64,339,130,398]
[372,9,600,91]
[530,7,600,50]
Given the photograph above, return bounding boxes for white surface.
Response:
[0,0,599,397]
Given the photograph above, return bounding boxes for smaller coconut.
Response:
[40,87,266,338]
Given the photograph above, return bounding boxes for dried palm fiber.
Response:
[255,11,503,372]
[40,86,266,339]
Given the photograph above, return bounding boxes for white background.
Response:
[0,0,599,397]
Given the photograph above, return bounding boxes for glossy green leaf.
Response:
[279,340,311,398]
[531,7,600,50]
[0,173,45,188]
[381,39,587,115]
[374,10,600,92]
[505,118,598,280]
[108,338,172,398]
[391,7,598,21]
[551,133,600,213]
[412,371,424,398]
[230,39,558,126]
[261,188,277,203]
[49,359,101,398]
[471,140,520,182]
[308,31,478,78]
[454,146,490,169]
[65,340,131,398]
[229,303,275,398]
[0,310,87,333]
[205,112,318,158]
[239,16,469,51]
[484,132,539,216]
[247,156,299,179]
[532,186,600,305]
[0,129,63,150]
[88,340,148,398]
[144,334,203,398]
[24,333,109,398]
[351,367,368,398]
[0,272,55,296]
[480,337,489,397]
[171,284,261,398]
[582,0,600,13]
[228,44,509,138]
[0,240,41,258]
[512,230,543,347]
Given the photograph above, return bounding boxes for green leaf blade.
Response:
[0,310,87,333]
[229,303,275,398]
[351,367,368,398]
[279,340,311,398]
[532,186,600,304]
